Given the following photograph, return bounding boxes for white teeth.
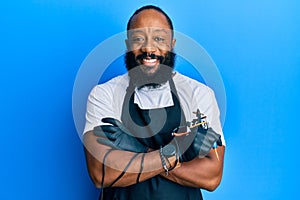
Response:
[143,59,156,63]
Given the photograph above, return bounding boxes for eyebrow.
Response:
[152,28,169,34]
[129,29,143,34]
[129,28,170,35]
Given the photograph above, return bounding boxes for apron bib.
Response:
[102,77,203,200]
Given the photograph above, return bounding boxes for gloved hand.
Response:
[93,117,148,153]
[175,126,221,162]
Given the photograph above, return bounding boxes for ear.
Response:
[171,38,176,49]
[125,39,130,51]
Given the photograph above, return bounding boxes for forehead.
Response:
[129,9,171,30]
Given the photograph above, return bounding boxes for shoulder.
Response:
[173,72,215,98]
[90,74,129,96]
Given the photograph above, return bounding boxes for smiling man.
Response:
[83,5,225,200]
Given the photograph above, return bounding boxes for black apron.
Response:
[102,78,203,200]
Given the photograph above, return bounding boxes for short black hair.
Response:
[126,5,174,33]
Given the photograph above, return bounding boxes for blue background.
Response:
[1,0,299,199]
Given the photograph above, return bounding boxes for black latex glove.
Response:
[175,126,221,162]
[93,117,148,153]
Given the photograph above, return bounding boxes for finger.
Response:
[93,126,107,137]
[93,131,106,138]
[97,126,122,140]
[102,130,122,140]
[93,125,119,136]
[206,128,221,141]
[102,118,131,134]
[100,125,120,133]
[101,117,122,127]
[216,136,222,146]
[96,138,120,150]
[94,126,122,141]
[200,130,220,151]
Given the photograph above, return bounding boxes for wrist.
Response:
[167,155,181,170]
[160,144,180,176]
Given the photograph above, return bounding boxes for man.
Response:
[83,5,225,200]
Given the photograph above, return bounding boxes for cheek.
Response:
[131,50,141,60]
[159,50,170,57]
[128,43,142,52]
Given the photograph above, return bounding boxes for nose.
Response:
[141,39,157,54]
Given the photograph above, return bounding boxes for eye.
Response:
[131,36,144,43]
[154,36,165,42]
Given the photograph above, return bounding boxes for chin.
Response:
[140,65,160,76]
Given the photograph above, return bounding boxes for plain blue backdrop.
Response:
[1,0,299,199]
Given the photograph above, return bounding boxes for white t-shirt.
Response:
[84,72,225,145]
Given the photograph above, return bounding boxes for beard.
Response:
[125,51,176,89]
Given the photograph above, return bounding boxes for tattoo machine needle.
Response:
[212,142,219,161]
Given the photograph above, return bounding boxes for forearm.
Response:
[160,146,225,191]
[84,131,165,187]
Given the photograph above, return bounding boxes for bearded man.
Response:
[83,5,226,200]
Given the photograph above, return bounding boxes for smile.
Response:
[142,58,158,66]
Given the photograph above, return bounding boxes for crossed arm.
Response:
[83,131,225,191]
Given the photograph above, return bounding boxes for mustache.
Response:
[125,51,176,72]
[136,52,164,63]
